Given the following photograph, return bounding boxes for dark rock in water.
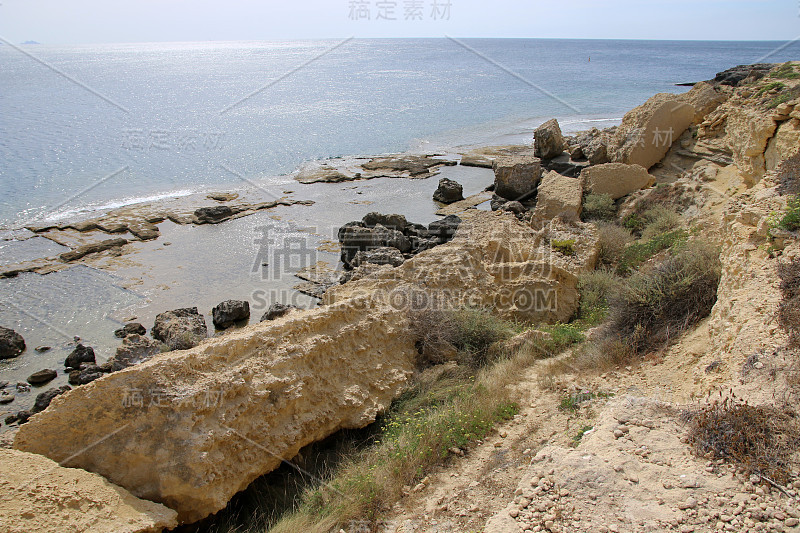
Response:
[490,194,508,211]
[412,237,440,254]
[500,201,526,215]
[15,382,30,393]
[212,300,251,329]
[152,307,208,350]
[64,344,96,368]
[362,212,408,231]
[339,225,385,267]
[195,205,234,224]
[541,153,590,178]
[108,334,166,371]
[428,215,462,244]
[713,63,775,87]
[0,326,25,359]
[114,322,147,338]
[9,410,32,425]
[27,369,57,385]
[32,385,71,413]
[433,177,464,204]
[534,119,566,160]
[0,391,14,404]
[379,225,412,253]
[352,247,405,268]
[403,223,429,238]
[34,345,51,352]
[260,303,298,322]
[337,220,364,241]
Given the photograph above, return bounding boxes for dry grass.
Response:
[686,394,800,484]
[595,222,632,267]
[582,193,616,221]
[778,258,800,347]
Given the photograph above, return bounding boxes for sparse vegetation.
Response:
[571,425,594,447]
[687,395,800,484]
[582,193,616,221]
[577,269,621,325]
[757,81,786,97]
[608,241,721,354]
[770,62,800,80]
[551,239,576,256]
[778,258,800,347]
[595,222,632,267]
[559,391,612,412]
[773,196,800,232]
[617,229,688,274]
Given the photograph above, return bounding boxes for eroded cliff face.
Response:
[14,297,418,523]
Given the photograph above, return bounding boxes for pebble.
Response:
[786,518,798,527]
[0,391,14,404]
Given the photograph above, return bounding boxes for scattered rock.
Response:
[534,118,566,160]
[207,192,239,202]
[712,63,775,87]
[460,154,494,168]
[64,344,96,369]
[432,177,464,204]
[493,154,542,201]
[260,303,298,322]
[114,322,147,338]
[34,345,51,352]
[500,201,526,215]
[361,154,455,177]
[212,300,251,329]
[26,369,57,385]
[0,391,14,404]
[0,326,25,359]
[152,307,208,350]
[362,212,408,231]
[32,385,71,413]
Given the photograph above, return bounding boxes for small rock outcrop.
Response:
[432,177,464,204]
[492,154,542,201]
[532,170,583,224]
[580,163,654,200]
[534,118,566,160]
[260,303,298,321]
[712,63,775,87]
[428,215,462,244]
[114,322,147,338]
[608,93,695,169]
[64,344,96,369]
[212,300,251,329]
[0,326,25,359]
[194,206,235,224]
[0,448,177,533]
[59,238,127,262]
[152,307,208,350]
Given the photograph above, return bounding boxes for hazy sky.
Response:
[0,0,798,44]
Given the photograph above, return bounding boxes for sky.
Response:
[0,0,798,44]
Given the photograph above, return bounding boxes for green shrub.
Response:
[775,196,800,232]
[582,193,616,221]
[608,241,721,354]
[572,425,594,447]
[757,81,786,96]
[578,269,622,325]
[551,239,576,256]
[596,222,633,267]
[640,206,682,240]
[617,229,688,274]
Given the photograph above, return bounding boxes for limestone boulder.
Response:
[259,303,298,321]
[532,170,583,224]
[109,334,167,371]
[152,307,208,351]
[492,154,542,201]
[679,81,729,124]
[766,119,800,172]
[608,93,695,169]
[212,300,250,329]
[0,448,177,533]
[534,119,566,160]
[724,107,778,183]
[580,163,654,200]
[14,298,418,524]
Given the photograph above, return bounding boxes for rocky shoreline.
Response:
[3,61,800,532]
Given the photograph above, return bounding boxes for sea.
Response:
[2,38,800,228]
[1,38,799,417]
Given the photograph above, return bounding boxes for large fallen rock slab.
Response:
[608,93,695,169]
[0,448,177,533]
[326,211,599,324]
[765,119,800,172]
[678,81,729,124]
[14,298,417,524]
[151,307,208,350]
[532,170,582,224]
[580,163,654,200]
[534,119,566,160]
[724,106,778,182]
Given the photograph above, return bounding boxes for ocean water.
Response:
[2,38,800,228]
